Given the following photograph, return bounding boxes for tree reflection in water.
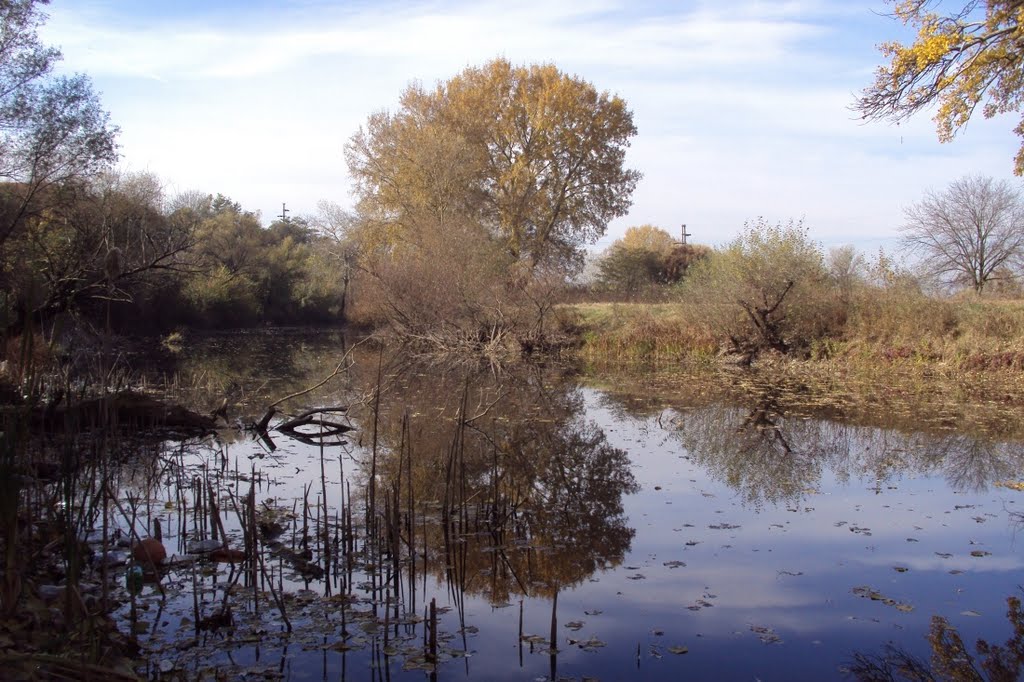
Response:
[847,594,1024,681]
[672,387,845,507]
[656,384,1024,508]
[355,359,638,605]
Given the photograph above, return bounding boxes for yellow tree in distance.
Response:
[617,224,677,257]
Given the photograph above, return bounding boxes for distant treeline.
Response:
[0,173,352,334]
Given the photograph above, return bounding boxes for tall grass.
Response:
[567,290,1024,373]
[569,303,717,363]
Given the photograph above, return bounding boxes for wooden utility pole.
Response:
[279,203,290,223]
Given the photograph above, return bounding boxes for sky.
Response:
[39,0,1023,253]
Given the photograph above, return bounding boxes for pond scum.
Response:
[0,351,641,681]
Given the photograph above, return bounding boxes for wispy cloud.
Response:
[39,0,1020,245]
[46,0,826,80]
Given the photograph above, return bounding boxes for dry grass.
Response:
[564,302,717,363]
[839,292,1024,370]
[566,293,1024,374]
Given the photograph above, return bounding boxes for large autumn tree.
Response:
[345,58,641,271]
[856,1,1024,173]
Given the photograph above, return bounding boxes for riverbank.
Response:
[565,296,1024,375]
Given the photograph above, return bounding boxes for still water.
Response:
[116,330,1024,680]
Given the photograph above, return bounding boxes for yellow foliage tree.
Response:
[857,1,1024,173]
[618,224,677,257]
[346,58,641,270]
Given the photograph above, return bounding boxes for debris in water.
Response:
[851,586,914,613]
[750,625,782,644]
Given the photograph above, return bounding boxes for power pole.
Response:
[680,224,691,245]
[279,202,290,223]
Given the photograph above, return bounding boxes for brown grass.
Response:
[566,292,1024,374]
[565,302,717,363]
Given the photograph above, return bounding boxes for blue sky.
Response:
[40,0,1021,253]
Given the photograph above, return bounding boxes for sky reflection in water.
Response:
[123,332,1024,681]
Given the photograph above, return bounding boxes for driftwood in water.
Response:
[33,391,215,435]
[274,406,352,446]
[276,406,351,434]
[253,407,276,433]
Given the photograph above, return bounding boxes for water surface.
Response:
[111,330,1024,680]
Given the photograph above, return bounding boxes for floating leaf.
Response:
[750,625,782,645]
[852,586,913,613]
[578,637,606,649]
[668,645,689,655]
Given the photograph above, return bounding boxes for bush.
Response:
[684,218,844,360]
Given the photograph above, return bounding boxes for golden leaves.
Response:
[858,0,1024,174]
[346,58,639,268]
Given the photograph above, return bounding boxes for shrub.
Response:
[683,218,844,361]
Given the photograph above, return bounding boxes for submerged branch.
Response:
[276,406,350,433]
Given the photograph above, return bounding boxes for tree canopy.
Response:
[597,225,674,294]
[596,225,709,295]
[346,58,641,271]
[617,224,676,256]
[856,0,1024,173]
[0,0,119,247]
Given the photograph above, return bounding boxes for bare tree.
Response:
[900,176,1024,293]
[309,200,358,320]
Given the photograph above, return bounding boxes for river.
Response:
[106,329,1024,680]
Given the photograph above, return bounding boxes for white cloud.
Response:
[38,0,1023,248]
